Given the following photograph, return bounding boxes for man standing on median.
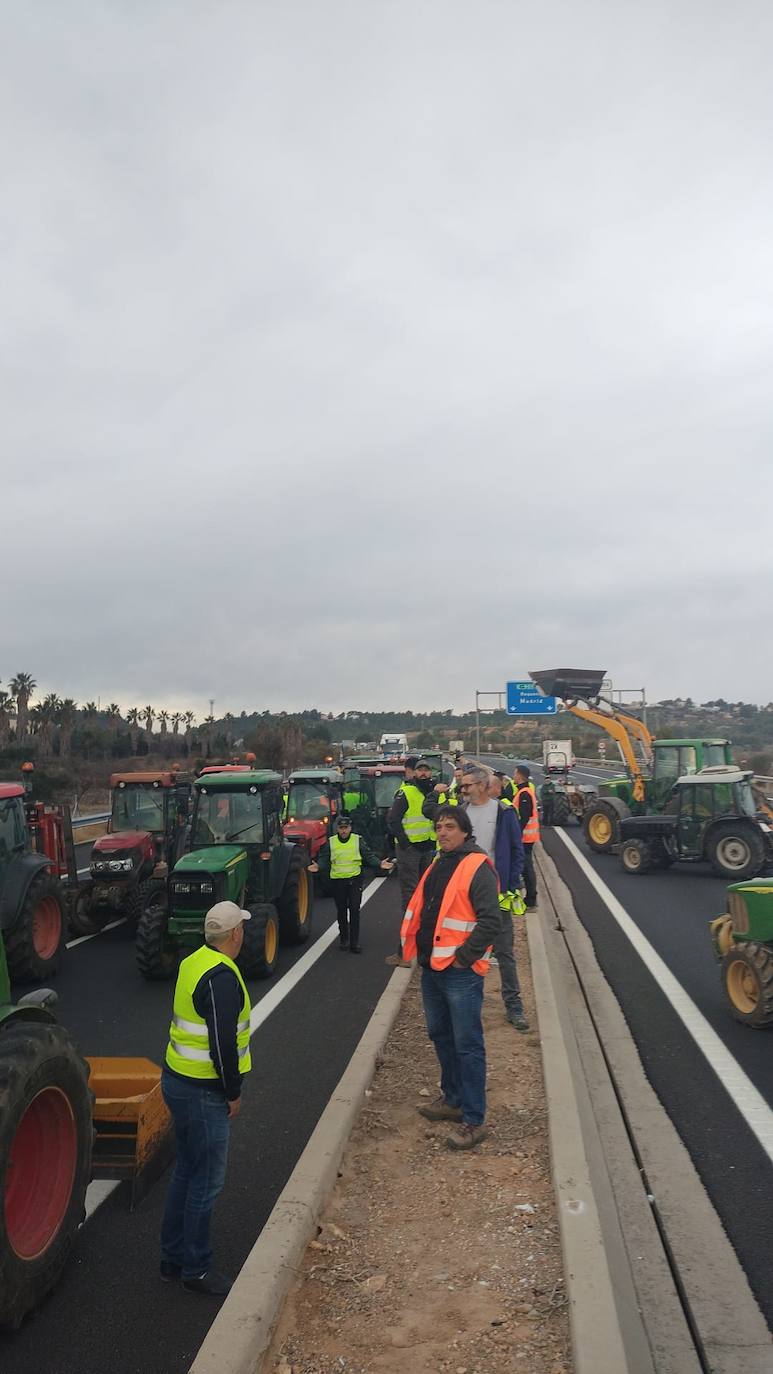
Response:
[401,805,501,1150]
[160,900,252,1297]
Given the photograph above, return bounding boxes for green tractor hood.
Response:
[173,846,245,874]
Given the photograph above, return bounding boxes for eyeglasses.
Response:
[458,783,474,791]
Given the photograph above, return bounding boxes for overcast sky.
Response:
[3,1,773,717]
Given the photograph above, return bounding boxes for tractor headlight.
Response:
[199,881,214,894]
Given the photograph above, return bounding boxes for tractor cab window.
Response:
[703,744,729,768]
[653,747,680,783]
[679,747,698,775]
[734,781,758,818]
[691,785,715,820]
[113,785,165,834]
[193,790,264,845]
[287,784,332,820]
[374,775,401,808]
[0,798,24,866]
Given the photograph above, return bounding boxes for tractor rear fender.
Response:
[619,814,677,841]
[274,839,297,893]
[0,853,51,934]
[598,795,632,822]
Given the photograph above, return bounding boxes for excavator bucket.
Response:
[529,669,607,702]
[86,1057,174,1208]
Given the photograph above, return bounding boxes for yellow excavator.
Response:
[529,669,733,851]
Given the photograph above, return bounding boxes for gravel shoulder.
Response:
[267,921,572,1374]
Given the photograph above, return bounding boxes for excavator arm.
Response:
[562,704,648,801]
[529,669,653,804]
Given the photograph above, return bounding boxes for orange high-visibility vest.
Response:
[515,784,540,844]
[400,851,494,974]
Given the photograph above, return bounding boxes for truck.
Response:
[543,740,574,774]
[379,733,408,759]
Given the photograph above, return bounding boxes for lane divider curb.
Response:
[188,965,413,1374]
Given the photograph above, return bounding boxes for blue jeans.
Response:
[420,966,487,1126]
[160,1068,231,1279]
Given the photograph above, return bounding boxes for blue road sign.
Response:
[506,681,558,715]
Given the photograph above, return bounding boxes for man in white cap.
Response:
[160,900,252,1297]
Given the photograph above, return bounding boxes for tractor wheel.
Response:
[124,878,166,933]
[277,847,314,945]
[67,882,104,938]
[136,888,178,981]
[584,801,625,854]
[707,825,766,881]
[551,793,572,827]
[620,838,653,874]
[238,903,279,979]
[649,839,675,869]
[0,1020,92,1328]
[5,876,66,984]
[721,943,773,1027]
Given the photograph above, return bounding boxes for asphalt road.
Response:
[3,873,405,1374]
[481,753,773,1332]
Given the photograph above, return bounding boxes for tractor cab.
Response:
[136,771,313,981]
[0,781,79,982]
[619,767,772,880]
[282,768,344,860]
[341,765,404,859]
[84,774,191,931]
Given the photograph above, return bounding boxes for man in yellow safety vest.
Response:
[309,816,393,951]
[513,766,540,908]
[160,900,252,1296]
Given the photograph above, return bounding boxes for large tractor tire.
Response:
[584,799,629,854]
[5,876,66,984]
[277,847,314,945]
[239,903,279,979]
[721,942,773,1028]
[67,882,104,938]
[620,838,653,874]
[136,888,178,981]
[124,878,166,933]
[707,825,766,881]
[550,792,572,827]
[0,1019,92,1328]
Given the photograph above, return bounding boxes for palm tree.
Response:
[126,707,141,755]
[158,709,169,738]
[32,693,60,755]
[203,714,215,756]
[171,712,182,736]
[143,705,155,736]
[0,691,11,746]
[10,672,36,742]
[107,703,122,732]
[183,710,195,745]
[83,701,99,724]
[57,699,78,759]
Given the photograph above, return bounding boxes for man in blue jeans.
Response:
[400,806,501,1149]
[160,900,252,1296]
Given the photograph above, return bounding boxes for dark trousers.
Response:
[160,1068,230,1280]
[330,876,363,946]
[396,844,434,953]
[522,843,537,906]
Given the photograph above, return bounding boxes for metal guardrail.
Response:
[71,812,110,827]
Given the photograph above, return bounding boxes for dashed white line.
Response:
[65,917,127,950]
[553,827,773,1166]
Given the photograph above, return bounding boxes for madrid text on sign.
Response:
[506,681,558,716]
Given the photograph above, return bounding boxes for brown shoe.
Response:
[385,953,411,967]
[418,1096,463,1122]
[446,1122,487,1150]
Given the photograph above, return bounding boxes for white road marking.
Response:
[82,877,389,1219]
[65,918,127,950]
[552,828,773,1166]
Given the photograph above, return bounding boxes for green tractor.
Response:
[136,770,314,981]
[528,669,733,852]
[0,930,93,1327]
[711,879,773,1027]
[619,768,773,880]
[342,764,405,860]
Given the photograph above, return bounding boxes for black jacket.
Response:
[416,839,502,969]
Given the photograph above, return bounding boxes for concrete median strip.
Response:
[188,966,413,1374]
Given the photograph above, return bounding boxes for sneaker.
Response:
[507,1011,531,1032]
[446,1122,487,1150]
[183,1270,233,1296]
[349,944,362,954]
[524,902,537,911]
[418,1095,463,1122]
[339,935,349,950]
[385,953,411,967]
[160,1260,182,1282]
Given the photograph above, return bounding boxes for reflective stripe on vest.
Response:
[165,944,252,1080]
[515,784,540,843]
[330,832,362,879]
[399,783,435,843]
[399,851,493,974]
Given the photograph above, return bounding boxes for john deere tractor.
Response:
[136,770,313,981]
[619,768,773,880]
[529,669,733,852]
[711,879,773,1027]
[0,930,92,1327]
[71,771,191,936]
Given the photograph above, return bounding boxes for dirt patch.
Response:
[267,922,572,1374]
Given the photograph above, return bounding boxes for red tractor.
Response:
[0,781,78,982]
[71,772,191,935]
[282,768,345,861]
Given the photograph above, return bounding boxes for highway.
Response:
[486,752,773,1332]
[2,872,405,1374]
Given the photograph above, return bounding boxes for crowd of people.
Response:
[157,753,541,1293]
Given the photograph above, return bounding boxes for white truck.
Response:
[543,739,574,775]
[379,733,408,758]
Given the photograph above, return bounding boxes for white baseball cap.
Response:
[204,900,251,937]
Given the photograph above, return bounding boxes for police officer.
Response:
[160,901,252,1296]
[309,816,393,952]
[387,758,437,911]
